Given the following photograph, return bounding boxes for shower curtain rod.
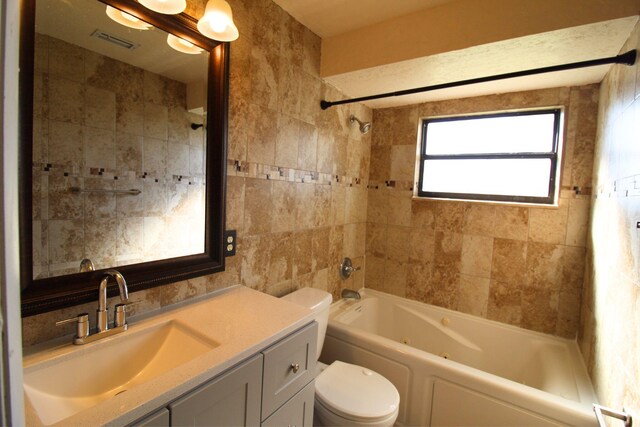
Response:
[319,50,637,110]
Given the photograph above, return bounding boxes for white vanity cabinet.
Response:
[129,322,317,427]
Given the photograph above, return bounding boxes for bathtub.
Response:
[320,289,598,427]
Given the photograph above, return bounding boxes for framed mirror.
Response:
[19,0,229,316]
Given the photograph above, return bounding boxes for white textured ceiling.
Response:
[272,0,454,38]
[323,17,638,108]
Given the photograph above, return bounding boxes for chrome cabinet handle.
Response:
[290,363,300,373]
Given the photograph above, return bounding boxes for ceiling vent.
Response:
[90,29,139,50]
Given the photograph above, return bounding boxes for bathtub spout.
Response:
[341,288,361,300]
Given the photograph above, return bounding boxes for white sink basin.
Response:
[24,320,219,425]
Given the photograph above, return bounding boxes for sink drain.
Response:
[114,389,127,397]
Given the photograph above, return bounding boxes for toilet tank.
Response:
[282,287,332,360]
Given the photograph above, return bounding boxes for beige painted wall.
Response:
[580,21,640,412]
[22,0,371,347]
[366,85,598,337]
[321,0,640,77]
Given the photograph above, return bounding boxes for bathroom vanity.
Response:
[23,286,317,426]
[137,322,317,426]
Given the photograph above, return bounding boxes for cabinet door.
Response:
[262,322,317,419]
[261,380,315,427]
[129,408,170,427]
[170,354,263,427]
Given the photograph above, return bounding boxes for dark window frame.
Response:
[417,109,562,205]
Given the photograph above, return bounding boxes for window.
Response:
[417,109,562,205]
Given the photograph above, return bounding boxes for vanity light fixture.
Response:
[138,0,186,15]
[167,34,203,54]
[197,0,239,42]
[105,5,152,30]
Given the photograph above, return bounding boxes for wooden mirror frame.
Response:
[19,0,229,317]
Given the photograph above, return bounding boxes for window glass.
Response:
[421,158,552,197]
[425,113,556,155]
[418,109,561,204]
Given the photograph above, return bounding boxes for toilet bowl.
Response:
[314,361,399,426]
[282,288,399,427]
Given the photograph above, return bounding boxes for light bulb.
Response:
[138,0,186,15]
[105,6,152,30]
[122,12,138,22]
[197,0,238,42]
[208,14,229,33]
[167,34,204,55]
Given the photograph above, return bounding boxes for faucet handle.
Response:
[340,257,361,279]
[114,304,127,328]
[56,313,90,339]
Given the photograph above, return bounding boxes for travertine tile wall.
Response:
[579,21,640,413]
[366,86,598,338]
[23,0,371,347]
[32,34,207,279]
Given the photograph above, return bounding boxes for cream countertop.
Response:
[22,285,314,426]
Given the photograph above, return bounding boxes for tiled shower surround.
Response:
[32,34,207,279]
[23,0,372,346]
[580,21,640,415]
[366,85,598,338]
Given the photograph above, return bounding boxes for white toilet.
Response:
[282,288,400,427]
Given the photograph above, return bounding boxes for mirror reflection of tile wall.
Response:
[32,34,207,279]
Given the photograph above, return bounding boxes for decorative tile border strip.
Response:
[365,182,594,199]
[32,162,206,186]
[226,159,369,189]
[367,180,415,191]
[559,186,593,199]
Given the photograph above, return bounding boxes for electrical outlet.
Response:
[224,230,237,257]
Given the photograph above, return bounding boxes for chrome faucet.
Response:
[340,257,361,280]
[341,288,361,300]
[97,269,129,333]
[56,269,130,345]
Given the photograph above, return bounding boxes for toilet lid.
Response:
[315,361,400,421]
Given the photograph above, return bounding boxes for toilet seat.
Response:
[315,361,400,422]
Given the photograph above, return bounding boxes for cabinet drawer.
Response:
[261,380,315,427]
[261,322,317,420]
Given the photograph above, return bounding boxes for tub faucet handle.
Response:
[340,257,361,279]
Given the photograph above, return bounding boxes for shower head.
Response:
[350,115,371,134]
